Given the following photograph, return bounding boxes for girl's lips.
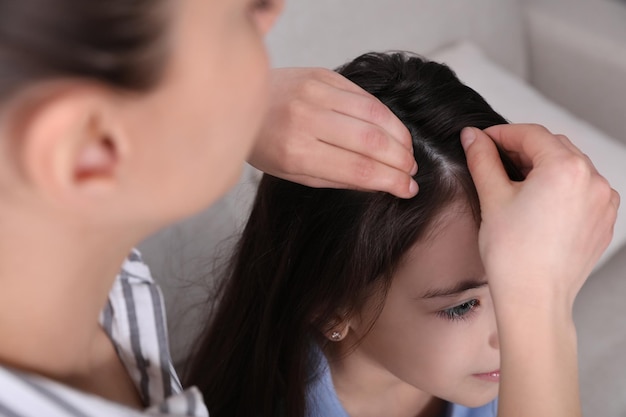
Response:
[472,370,500,382]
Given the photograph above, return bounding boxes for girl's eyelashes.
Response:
[437,299,480,322]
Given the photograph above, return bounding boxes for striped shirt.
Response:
[0,249,209,417]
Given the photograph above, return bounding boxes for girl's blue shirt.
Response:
[305,345,497,417]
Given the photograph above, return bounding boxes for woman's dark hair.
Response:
[185,52,522,417]
[0,0,168,102]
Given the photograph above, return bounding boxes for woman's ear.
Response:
[13,84,128,205]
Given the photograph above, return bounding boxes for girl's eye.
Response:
[438,299,480,322]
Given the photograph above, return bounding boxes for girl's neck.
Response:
[328,348,446,417]
[0,204,139,387]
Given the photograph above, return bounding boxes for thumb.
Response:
[461,127,512,207]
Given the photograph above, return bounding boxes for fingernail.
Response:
[460,127,476,149]
[410,161,418,176]
[409,179,418,196]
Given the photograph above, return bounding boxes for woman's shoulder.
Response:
[118,248,155,284]
[102,248,183,406]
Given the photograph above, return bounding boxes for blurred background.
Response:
[140,0,626,416]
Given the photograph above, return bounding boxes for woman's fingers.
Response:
[460,127,512,206]
[464,123,618,310]
[248,67,418,198]
[483,124,568,170]
[310,107,417,175]
[282,139,418,198]
[323,82,413,151]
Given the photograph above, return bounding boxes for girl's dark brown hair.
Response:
[185,52,522,417]
[0,0,168,101]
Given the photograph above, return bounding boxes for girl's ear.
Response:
[13,84,129,206]
[324,315,352,343]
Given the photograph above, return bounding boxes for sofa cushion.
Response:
[429,42,626,269]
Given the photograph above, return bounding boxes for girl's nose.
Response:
[488,328,500,350]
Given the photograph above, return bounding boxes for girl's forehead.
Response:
[394,209,482,293]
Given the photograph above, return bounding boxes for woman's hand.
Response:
[461,123,620,417]
[462,124,618,311]
[247,67,418,198]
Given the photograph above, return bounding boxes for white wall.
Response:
[267,0,529,78]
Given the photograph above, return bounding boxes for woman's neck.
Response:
[328,347,446,417]
[0,205,138,388]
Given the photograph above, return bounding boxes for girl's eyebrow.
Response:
[418,279,488,299]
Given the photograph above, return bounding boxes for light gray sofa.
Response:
[139,0,626,415]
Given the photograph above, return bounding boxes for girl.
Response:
[185,52,615,417]
[0,0,616,416]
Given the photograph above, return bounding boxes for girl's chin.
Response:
[448,389,498,409]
